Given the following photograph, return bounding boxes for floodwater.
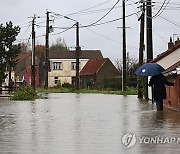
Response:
[0,93,180,154]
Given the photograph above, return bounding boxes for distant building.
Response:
[24,66,39,87]
[14,51,39,87]
[80,58,120,88]
[152,37,180,111]
[39,50,103,87]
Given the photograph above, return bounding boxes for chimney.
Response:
[168,37,174,50]
[175,38,180,45]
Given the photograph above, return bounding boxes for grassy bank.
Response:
[37,87,137,95]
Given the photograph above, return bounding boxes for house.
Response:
[39,50,103,87]
[151,37,180,111]
[163,61,180,111]
[3,52,32,87]
[14,51,40,87]
[80,58,120,88]
[14,51,32,81]
[24,66,39,87]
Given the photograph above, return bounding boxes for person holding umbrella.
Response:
[135,63,174,111]
[149,73,174,111]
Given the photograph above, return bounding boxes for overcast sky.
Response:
[0,0,180,62]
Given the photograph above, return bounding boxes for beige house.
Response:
[39,50,103,87]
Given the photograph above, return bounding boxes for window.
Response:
[53,62,62,70]
[71,62,81,70]
[54,76,59,84]
[71,62,76,70]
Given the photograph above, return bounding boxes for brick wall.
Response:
[163,75,180,111]
[24,66,39,87]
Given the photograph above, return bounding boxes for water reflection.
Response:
[0,94,180,154]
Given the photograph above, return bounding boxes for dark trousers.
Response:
[155,100,163,111]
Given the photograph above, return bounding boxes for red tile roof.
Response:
[49,50,103,59]
[80,58,108,76]
[152,43,180,63]
[15,52,31,62]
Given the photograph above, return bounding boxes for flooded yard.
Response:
[0,93,180,154]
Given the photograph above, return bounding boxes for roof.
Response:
[152,43,180,63]
[80,58,108,76]
[163,60,180,74]
[15,52,31,62]
[49,50,103,59]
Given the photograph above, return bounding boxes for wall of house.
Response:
[48,59,88,87]
[4,71,15,86]
[15,55,39,81]
[163,75,180,111]
[80,75,96,88]
[148,48,180,100]
[156,48,180,69]
[24,66,39,87]
[96,59,120,87]
[15,56,31,80]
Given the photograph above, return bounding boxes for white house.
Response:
[149,37,180,99]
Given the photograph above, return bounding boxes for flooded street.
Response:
[0,93,180,154]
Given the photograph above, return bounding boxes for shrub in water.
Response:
[11,86,38,100]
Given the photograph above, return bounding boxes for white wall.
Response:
[156,48,180,69]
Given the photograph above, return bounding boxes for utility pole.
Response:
[76,22,80,90]
[138,0,145,98]
[146,0,153,62]
[31,15,36,90]
[45,11,50,89]
[122,0,127,92]
[145,0,153,99]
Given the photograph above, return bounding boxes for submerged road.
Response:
[0,93,180,154]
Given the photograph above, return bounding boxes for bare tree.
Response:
[115,56,138,76]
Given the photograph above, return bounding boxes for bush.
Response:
[104,77,122,90]
[127,76,137,87]
[103,76,137,90]
[57,80,61,88]
[62,82,73,88]
[11,86,38,100]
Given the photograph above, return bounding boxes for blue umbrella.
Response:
[135,63,165,76]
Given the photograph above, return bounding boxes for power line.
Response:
[153,29,167,44]
[50,24,76,36]
[17,24,31,40]
[81,11,140,28]
[63,2,136,17]
[152,0,170,18]
[86,27,138,50]
[52,0,120,28]
[65,0,113,16]
[80,0,120,27]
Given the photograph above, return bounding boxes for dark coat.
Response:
[149,74,174,101]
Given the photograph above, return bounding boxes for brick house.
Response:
[152,38,180,111]
[163,61,180,111]
[24,66,40,87]
[39,50,103,87]
[14,51,40,87]
[80,58,120,88]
